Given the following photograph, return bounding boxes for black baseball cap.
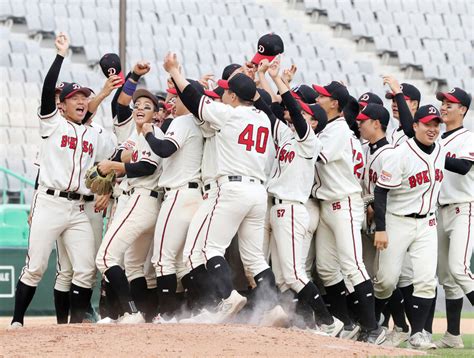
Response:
[222,63,242,80]
[299,100,327,121]
[251,33,284,65]
[358,92,383,107]
[414,105,442,123]
[99,53,125,84]
[312,81,350,109]
[436,87,471,108]
[357,103,390,126]
[218,73,256,102]
[133,88,160,110]
[385,83,421,102]
[55,81,70,94]
[291,84,318,104]
[59,83,92,102]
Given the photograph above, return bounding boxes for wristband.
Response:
[130,72,141,82]
[123,79,137,96]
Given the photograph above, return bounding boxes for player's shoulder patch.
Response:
[379,170,392,182]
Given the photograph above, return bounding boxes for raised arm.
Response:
[40,33,69,116]
[383,75,415,138]
[269,59,308,140]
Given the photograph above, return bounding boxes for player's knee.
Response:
[374,275,398,299]
[448,261,470,282]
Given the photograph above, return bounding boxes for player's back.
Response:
[215,105,272,182]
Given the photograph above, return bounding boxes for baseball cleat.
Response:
[358,325,386,345]
[179,309,214,324]
[407,332,436,350]
[7,322,23,330]
[152,314,178,324]
[97,316,118,324]
[259,305,290,328]
[117,312,145,324]
[382,326,410,347]
[435,331,464,349]
[423,329,433,342]
[339,323,361,340]
[212,290,247,324]
[320,317,344,337]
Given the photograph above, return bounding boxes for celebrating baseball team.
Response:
[7,30,473,351]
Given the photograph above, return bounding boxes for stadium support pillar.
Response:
[119,0,126,70]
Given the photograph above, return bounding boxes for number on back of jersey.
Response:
[238,124,269,154]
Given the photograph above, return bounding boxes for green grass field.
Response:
[385,334,474,357]
[434,311,474,319]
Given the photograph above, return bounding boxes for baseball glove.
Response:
[363,194,375,212]
[85,166,115,195]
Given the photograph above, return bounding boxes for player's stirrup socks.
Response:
[399,284,414,326]
[68,284,92,323]
[11,281,36,325]
[387,288,409,332]
[54,289,70,324]
[130,277,149,317]
[374,296,389,323]
[411,296,433,334]
[297,282,333,326]
[105,265,137,314]
[424,288,437,334]
[69,284,93,323]
[353,280,377,330]
[346,291,360,323]
[190,264,219,308]
[251,269,279,311]
[206,256,234,300]
[446,298,463,336]
[156,274,178,317]
[324,280,353,326]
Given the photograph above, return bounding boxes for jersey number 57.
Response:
[238,124,269,154]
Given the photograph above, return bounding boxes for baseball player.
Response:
[355,104,412,347]
[373,105,447,349]
[164,52,281,324]
[95,72,164,324]
[264,61,346,335]
[145,79,204,321]
[312,81,385,344]
[9,33,109,328]
[435,87,474,349]
[384,77,419,146]
[53,76,119,324]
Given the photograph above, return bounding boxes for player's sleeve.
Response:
[164,116,193,149]
[196,96,232,130]
[376,149,403,189]
[141,127,163,168]
[38,108,61,137]
[457,133,474,161]
[273,120,292,147]
[296,128,318,159]
[317,123,348,163]
[113,112,135,144]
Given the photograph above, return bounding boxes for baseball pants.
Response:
[437,202,474,299]
[270,202,311,293]
[183,183,218,272]
[315,194,369,287]
[20,189,96,289]
[375,213,438,300]
[201,179,269,277]
[96,189,160,276]
[303,197,320,280]
[54,199,104,292]
[152,187,202,280]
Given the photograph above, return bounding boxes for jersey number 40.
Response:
[238,124,269,154]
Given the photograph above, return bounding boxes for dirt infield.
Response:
[0,322,426,358]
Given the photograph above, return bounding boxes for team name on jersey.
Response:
[275,144,296,163]
[408,169,444,188]
[367,168,379,185]
[60,134,94,158]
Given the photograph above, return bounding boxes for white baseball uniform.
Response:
[152,113,203,280]
[20,108,109,290]
[267,120,322,293]
[437,128,474,299]
[96,126,163,283]
[312,117,368,288]
[387,127,408,147]
[375,138,446,299]
[194,97,271,277]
